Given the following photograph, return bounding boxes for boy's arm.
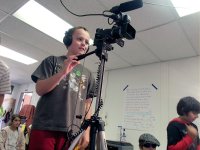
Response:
[168,135,193,150]
[34,55,79,96]
[167,123,193,150]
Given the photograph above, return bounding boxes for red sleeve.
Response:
[197,145,200,150]
[168,134,193,150]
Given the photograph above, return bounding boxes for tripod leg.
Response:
[89,117,108,150]
[97,131,108,150]
[68,131,85,150]
[89,125,97,150]
[96,118,108,150]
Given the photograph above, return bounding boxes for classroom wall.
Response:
[12,56,200,150]
[100,56,200,150]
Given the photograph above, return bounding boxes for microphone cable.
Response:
[60,0,106,17]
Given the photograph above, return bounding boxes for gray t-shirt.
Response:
[31,55,96,133]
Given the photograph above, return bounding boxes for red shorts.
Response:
[28,130,70,150]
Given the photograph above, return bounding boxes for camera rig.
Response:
[62,1,143,150]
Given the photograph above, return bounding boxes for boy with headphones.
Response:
[167,96,200,150]
[29,26,96,150]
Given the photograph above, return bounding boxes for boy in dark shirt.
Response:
[167,96,200,150]
[29,26,96,150]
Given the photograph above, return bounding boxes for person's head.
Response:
[139,133,160,150]
[177,96,200,122]
[9,114,21,129]
[63,26,90,56]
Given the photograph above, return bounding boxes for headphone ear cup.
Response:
[63,31,72,47]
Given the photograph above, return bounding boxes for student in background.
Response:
[28,26,96,150]
[139,133,160,150]
[0,114,25,150]
[167,96,200,150]
[0,60,11,107]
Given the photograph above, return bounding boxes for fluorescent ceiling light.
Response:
[0,45,38,65]
[170,0,200,17]
[13,0,72,43]
[13,0,93,45]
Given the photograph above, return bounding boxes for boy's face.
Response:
[185,111,198,122]
[67,28,90,56]
[140,143,157,150]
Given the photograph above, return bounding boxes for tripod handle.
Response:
[77,50,96,61]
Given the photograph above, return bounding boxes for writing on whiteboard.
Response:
[124,86,156,130]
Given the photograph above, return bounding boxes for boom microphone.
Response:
[110,0,143,14]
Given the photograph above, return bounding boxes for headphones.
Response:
[63,27,89,53]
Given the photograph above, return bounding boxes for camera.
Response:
[94,12,136,47]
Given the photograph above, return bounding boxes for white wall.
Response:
[12,56,200,150]
[99,56,200,150]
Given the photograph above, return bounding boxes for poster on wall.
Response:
[123,85,158,131]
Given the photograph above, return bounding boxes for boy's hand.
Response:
[186,124,198,139]
[62,55,80,75]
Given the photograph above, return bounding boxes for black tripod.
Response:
[67,39,112,150]
[88,42,110,150]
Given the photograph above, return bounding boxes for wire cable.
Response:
[60,0,105,17]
